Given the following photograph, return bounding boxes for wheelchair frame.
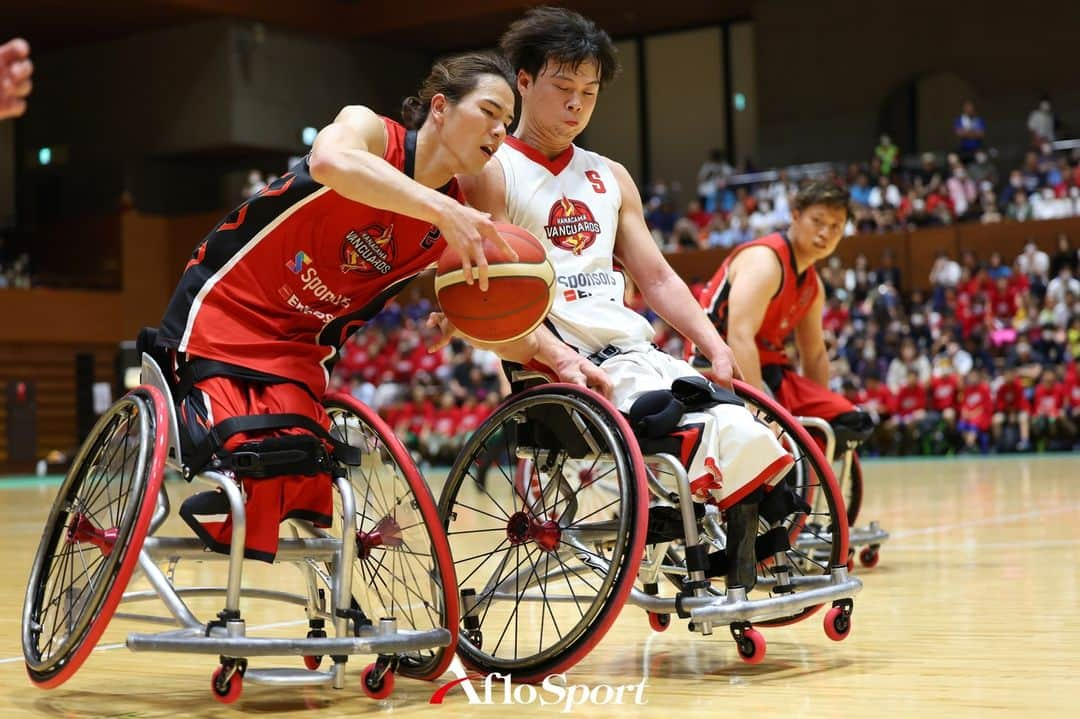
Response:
[440,377,863,676]
[797,416,890,568]
[22,353,455,701]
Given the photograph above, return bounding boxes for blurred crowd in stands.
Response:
[331,235,1080,462]
[650,98,1080,253]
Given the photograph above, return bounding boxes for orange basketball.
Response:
[435,223,555,343]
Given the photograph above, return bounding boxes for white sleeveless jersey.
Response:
[495,136,654,354]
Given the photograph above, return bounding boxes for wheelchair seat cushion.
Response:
[831,410,876,445]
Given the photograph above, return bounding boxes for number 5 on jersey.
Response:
[585,170,606,194]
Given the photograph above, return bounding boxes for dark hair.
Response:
[401,52,514,130]
[793,180,852,219]
[499,6,619,88]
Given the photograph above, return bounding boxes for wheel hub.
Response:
[356,515,402,560]
[505,512,561,552]
[66,514,118,557]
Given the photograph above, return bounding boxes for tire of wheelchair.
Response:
[23,386,169,688]
[323,393,459,681]
[438,383,648,682]
[845,451,864,527]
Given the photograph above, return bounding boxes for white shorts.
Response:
[600,345,793,508]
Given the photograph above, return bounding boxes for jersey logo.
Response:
[341,223,395,275]
[545,196,600,255]
[420,227,442,249]
[286,251,312,273]
[563,288,592,302]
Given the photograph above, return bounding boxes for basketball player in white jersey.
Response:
[437,7,794,589]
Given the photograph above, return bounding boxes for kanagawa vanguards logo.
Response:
[341,223,395,274]
[545,196,601,255]
[428,656,647,712]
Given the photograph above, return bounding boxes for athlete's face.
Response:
[436,73,515,175]
[518,59,600,143]
[790,204,847,264]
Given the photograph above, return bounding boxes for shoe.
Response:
[724,499,760,591]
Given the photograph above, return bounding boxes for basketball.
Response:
[434,223,555,343]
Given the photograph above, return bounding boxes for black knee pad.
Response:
[628,390,685,439]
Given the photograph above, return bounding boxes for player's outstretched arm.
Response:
[310,105,511,290]
[606,159,739,385]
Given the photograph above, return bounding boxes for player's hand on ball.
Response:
[436,198,518,292]
[425,312,460,353]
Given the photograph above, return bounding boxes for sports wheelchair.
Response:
[22,352,456,702]
[436,370,861,681]
[796,414,889,569]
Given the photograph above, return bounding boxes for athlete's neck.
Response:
[787,230,814,275]
[413,123,455,189]
[513,121,573,159]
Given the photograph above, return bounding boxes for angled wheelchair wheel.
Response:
[653,380,848,626]
[843,451,864,527]
[439,384,648,683]
[23,386,168,688]
[734,380,849,625]
[324,394,458,681]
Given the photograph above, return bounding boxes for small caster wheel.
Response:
[465,628,483,650]
[303,627,326,670]
[824,605,851,641]
[361,662,394,700]
[211,665,243,704]
[859,546,880,568]
[647,612,670,632]
[736,628,766,664]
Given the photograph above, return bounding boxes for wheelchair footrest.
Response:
[126,627,453,657]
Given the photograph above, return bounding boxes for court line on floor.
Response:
[0,618,308,665]
[886,537,1080,551]
[889,502,1080,540]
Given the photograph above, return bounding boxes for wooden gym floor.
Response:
[0,454,1077,718]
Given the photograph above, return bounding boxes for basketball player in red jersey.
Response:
[692,182,871,433]
[153,53,590,562]
[433,7,793,590]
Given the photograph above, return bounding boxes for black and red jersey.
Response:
[158,117,459,397]
[695,233,820,366]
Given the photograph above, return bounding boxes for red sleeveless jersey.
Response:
[159,117,459,397]
[697,233,820,366]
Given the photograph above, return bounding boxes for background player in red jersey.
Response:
[692,181,873,439]
[152,52,593,562]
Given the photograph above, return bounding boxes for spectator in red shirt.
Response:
[422,391,463,464]
[894,369,929,453]
[397,385,436,454]
[928,363,961,451]
[860,374,898,455]
[1031,368,1075,450]
[958,369,993,453]
[822,295,850,335]
[992,367,1031,451]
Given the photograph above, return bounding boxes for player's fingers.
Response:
[0,99,26,120]
[458,247,474,285]
[473,245,490,292]
[484,223,519,262]
[8,59,32,83]
[0,39,30,63]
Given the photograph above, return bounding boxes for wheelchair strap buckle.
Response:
[587,344,622,366]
